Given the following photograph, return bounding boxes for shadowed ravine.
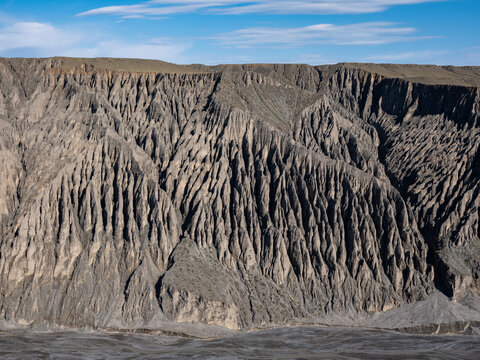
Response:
[0,57,479,335]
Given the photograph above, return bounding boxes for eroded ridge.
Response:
[0,58,478,331]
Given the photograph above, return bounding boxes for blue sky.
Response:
[0,0,478,65]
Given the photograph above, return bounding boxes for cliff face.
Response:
[327,68,480,297]
[0,58,478,330]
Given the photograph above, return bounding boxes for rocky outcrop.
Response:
[327,67,480,298]
[0,58,478,330]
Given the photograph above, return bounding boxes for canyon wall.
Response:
[0,58,478,330]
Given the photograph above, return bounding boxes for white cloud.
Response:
[74,40,189,62]
[0,22,82,54]
[77,3,209,17]
[296,54,327,63]
[77,0,444,17]
[364,50,448,62]
[214,22,433,47]
[359,48,480,65]
[0,21,189,62]
[460,46,480,65]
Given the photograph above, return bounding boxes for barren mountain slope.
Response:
[0,57,478,331]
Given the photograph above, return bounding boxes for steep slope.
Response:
[0,57,478,331]
[327,66,480,298]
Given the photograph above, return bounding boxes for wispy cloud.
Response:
[364,50,448,62]
[77,0,444,17]
[214,22,433,47]
[0,22,82,55]
[0,21,189,62]
[72,39,189,62]
[460,46,480,65]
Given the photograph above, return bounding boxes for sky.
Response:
[0,0,479,65]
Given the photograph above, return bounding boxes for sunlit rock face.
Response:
[0,58,478,330]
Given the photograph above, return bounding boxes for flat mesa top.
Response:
[51,57,207,75]
[2,57,480,87]
[339,63,480,87]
